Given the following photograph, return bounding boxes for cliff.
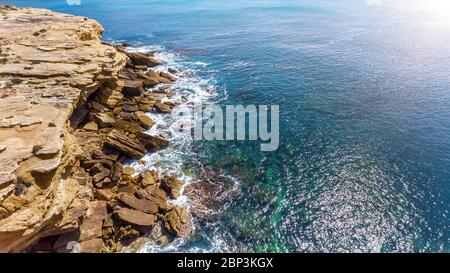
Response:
[0,5,191,253]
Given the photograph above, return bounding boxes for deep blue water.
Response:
[6,0,450,252]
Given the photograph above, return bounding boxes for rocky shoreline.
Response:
[0,5,192,252]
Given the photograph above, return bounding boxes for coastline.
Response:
[0,5,197,252]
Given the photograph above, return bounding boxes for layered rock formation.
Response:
[0,5,191,253]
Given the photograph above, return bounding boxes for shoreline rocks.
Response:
[0,5,192,253]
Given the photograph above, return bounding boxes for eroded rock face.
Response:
[0,6,127,252]
[0,5,193,253]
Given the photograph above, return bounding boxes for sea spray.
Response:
[122,45,238,252]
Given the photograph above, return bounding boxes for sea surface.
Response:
[6,0,450,252]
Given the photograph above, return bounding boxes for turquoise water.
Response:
[7,0,450,252]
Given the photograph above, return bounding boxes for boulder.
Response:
[117,193,158,214]
[111,163,123,182]
[94,188,114,201]
[127,52,161,67]
[136,112,154,129]
[79,238,103,253]
[82,159,113,169]
[139,103,153,112]
[83,121,98,131]
[159,71,177,82]
[136,186,169,212]
[154,101,172,113]
[93,112,115,128]
[92,148,120,161]
[79,201,107,242]
[105,129,147,159]
[123,166,135,176]
[168,67,178,74]
[141,171,156,187]
[114,207,156,227]
[160,175,183,199]
[122,104,139,112]
[117,184,137,195]
[114,119,145,134]
[138,132,169,150]
[121,79,144,97]
[90,163,111,183]
[163,206,192,238]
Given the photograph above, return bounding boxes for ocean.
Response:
[5,0,450,252]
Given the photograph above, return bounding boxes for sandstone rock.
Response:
[93,112,115,128]
[127,52,161,67]
[90,163,111,183]
[136,112,154,129]
[92,148,120,161]
[168,67,178,74]
[115,119,145,134]
[0,173,15,190]
[122,104,139,112]
[160,175,183,199]
[121,79,144,97]
[0,145,7,153]
[117,184,137,195]
[82,159,113,170]
[79,238,103,253]
[83,121,98,131]
[28,157,61,175]
[136,186,169,212]
[159,71,177,82]
[139,103,153,112]
[141,171,156,187]
[79,201,107,242]
[154,101,172,113]
[89,101,110,113]
[105,129,146,159]
[103,214,114,228]
[95,87,124,108]
[163,206,192,238]
[94,189,114,201]
[117,193,158,214]
[0,7,127,252]
[114,207,156,227]
[70,105,89,129]
[111,163,123,182]
[138,132,169,151]
[123,166,135,176]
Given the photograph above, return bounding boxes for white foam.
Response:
[122,45,235,252]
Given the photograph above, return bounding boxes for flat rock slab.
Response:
[114,207,156,227]
[117,193,158,214]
